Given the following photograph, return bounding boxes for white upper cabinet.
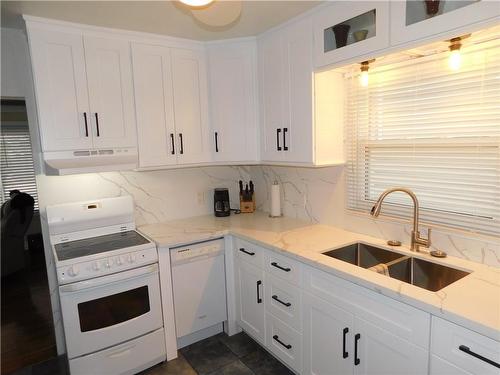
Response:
[131,43,177,168]
[27,24,137,153]
[313,1,390,69]
[28,28,92,152]
[390,1,500,47]
[170,48,211,165]
[83,36,137,149]
[207,40,258,163]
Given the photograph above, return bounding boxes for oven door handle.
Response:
[59,263,158,293]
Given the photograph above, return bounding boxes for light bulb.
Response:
[359,71,369,87]
[449,49,461,71]
[179,0,214,7]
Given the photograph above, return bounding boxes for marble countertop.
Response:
[139,211,500,341]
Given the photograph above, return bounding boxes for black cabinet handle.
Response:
[239,248,255,256]
[170,133,175,155]
[276,128,282,151]
[83,112,89,137]
[256,280,262,304]
[342,327,349,359]
[271,262,291,272]
[273,335,292,350]
[94,113,100,137]
[272,295,291,307]
[354,333,360,366]
[215,132,219,153]
[179,133,184,154]
[283,127,288,151]
[459,345,500,369]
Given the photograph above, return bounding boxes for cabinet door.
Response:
[131,43,177,168]
[171,48,211,164]
[235,259,265,344]
[84,36,137,149]
[303,292,354,375]
[283,17,314,163]
[390,1,500,47]
[208,41,258,162]
[313,2,390,68]
[353,317,428,375]
[28,28,92,151]
[259,31,285,162]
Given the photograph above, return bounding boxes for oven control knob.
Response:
[92,262,100,271]
[127,254,136,263]
[68,266,79,277]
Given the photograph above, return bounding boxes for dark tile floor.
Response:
[10,332,294,375]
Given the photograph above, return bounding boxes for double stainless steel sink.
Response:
[322,243,470,292]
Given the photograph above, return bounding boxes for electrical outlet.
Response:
[197,191,205,205]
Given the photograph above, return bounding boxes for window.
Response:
[345,38,500,237]
[0,100,38,210]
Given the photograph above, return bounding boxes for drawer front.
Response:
[430,354,472,375]
[265,273,302,331]
[265,251,302,286]
[234,237,265,268]
[431,317,500,375]
[265,312,302,373]
[303,264,430,349]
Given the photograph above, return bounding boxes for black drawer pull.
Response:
[273,335,292,350]
[170,133,175,154]
[272,295,291,307]
[459,345,500,368]
[283,127,288,151]
[256,280,262,304]
[94,113,100,137]
[215,132,219,153]
[83,112,89,137]
[271,262,291,272]
[342,327,349,359]
[276,128,282,151]
[239,248,255,256]
[354,333,360,366]
[179,133,184,154]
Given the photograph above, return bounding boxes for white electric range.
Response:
[47,196,166,375]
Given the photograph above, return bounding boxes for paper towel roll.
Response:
[270,181,281,217]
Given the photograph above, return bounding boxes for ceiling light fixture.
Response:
[448,34,470,71]
[359,60,375,87]
[179,0,214,8]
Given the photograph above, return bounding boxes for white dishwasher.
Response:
[170,238,227,347]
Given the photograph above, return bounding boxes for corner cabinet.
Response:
[27,24,137,152]
[390,1,500,47]
[131,43,211,168]
[207,40,259,163]
[258,17,345,166]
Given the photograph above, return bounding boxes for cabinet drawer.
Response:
[431,317,500,375]
[430,354,471,375]
[265,251,302,286]
[303,265,430,349]
[265,313,302,373]
[264,273,302,332]
[234,238,265,268]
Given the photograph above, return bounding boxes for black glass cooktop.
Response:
[55,230,151,261]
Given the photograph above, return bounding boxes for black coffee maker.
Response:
[214,188,230,217]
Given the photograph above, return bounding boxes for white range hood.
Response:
[43,148,138,175]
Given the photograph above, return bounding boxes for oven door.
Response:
[59,264,163,359]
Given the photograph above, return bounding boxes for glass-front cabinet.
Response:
[391,0,500,45]
[313,1,390,68]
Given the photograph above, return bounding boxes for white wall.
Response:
[249,165,500,268]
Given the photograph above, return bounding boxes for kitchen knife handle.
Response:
[215,132,219,153]
[83,112,89,137]
[170,133,175,155]
[179,133,184,154]
[283,127,288,151]
[276,128,282,151]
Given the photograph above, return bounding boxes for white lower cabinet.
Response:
[430,355,471,375]
[235,258,265,344]
[266,312,302,373]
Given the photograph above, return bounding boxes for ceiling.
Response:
[1,1,322,41]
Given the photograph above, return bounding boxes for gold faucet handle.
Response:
[425,228,432,247]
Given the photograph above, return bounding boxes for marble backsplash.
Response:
[248,165,500,268]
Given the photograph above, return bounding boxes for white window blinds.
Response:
[0,101,39,210]
[345,39,500,237]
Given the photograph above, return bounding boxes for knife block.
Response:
[240,193,255,213]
